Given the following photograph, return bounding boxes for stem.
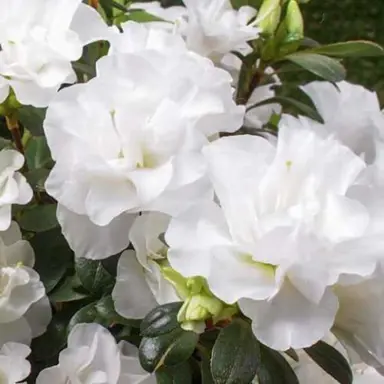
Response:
[89,0,99,9]
[5,115,25,155]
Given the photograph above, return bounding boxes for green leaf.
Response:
[75,258,115,295]
[156,362,193,384]
[68,301,110,331]
[30,228,73,293]
[19,204,58,233]
[211,319,260,384]
[304,341,353,384]
[201,355,215,384]
[140,302,183,337]
[139,328,198,373]
[246,95,323,123]
[25,168,50,192]
[257,346,299,384]
[25,136,53,170]
[18,106,46,136]
[306,41,384,58]
[283,53,346,82]
[49,274,89,302]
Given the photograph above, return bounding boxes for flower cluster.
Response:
[0,0,384,382]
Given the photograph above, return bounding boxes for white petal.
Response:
[36,366,67,384]
[239,281,339,350]
[57,204,135,260]
[23,296,52,338]
[113,250,158,319]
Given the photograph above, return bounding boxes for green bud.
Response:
[160,266,189,299]
[180,320,206,334]
[0,104,6,117]
[7,93,21,110]
[285,0,304,41]
[255,0,282,36]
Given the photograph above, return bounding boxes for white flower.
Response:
[333,268,384,372]
[36,323,121,384]
[0,149,32,230]
[130,0,260,62]
[113,213,179,320]
[0,342,31,384]
[301,81,384,163]
[166,119,384,350]
[44,46,244,260]
[0,221,51,346]
[0,0,108,107]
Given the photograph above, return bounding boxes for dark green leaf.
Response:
[18,106,46,136]
[140,302,183,337]
[25,136,53,170]
[257,346,299,384]
[25,168,50,192]
[156,362,193,384]
[306,41,384,58]
[19,204,58,233]
[139,328,197,373]
[283,53,346,82]
[201,355,215,384]
[75,258,115,295]
[211,319,260,384]
[49,274,89,302]
[30,228,73,293]
[246,95,323,122]
[304,341,353,384]
[68,301,110,331]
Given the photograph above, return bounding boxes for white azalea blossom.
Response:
[0,149,33,231]
[113,213,179,320]
[44,45,244,260]
[166,119,384,350]
[0,342,31,384]
[36,323,120,384]
[130,0,260,62]
[0,221,51,345]
[0,0,108,107]
[301,81,384,163]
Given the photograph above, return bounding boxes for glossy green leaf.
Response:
[68,301,110,331]
[257,346,299,384]
[19,204,58,233]
[304,341,353,384]
[306,40,384,58]
[139,328,198,373]
[140,302,183,337]
[156,362,193,384]
[25,168,50,192]
[75,258,115,295]
[211,319,260,384]
[18,106,46,136]
[49,274,89,302]
[283,53,346,82]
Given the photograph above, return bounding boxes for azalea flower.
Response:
[130,0,260,63]
[113,213,179,320]
[0,342,31,384]
[0,221,51,345]
[0,0,108,107]
[301,81,384,163]
[37,323,155,384]
[44,46,244,260]
[0,149,33,230]
[166,119,384,350]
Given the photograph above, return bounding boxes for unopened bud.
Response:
[285,0,304,41]
[255,0,282,36]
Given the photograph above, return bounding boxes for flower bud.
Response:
[255,0,282,36]
[285,0,304,41]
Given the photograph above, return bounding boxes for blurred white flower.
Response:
[0,0,108,107]
[166,119,384,350]
[36,323,121,384]
[0,221,51,346]
[0,342,31,384]
[130,0,260,63]
[0,149,32,230]
[44,47,244,260]
[113,213,179,320]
